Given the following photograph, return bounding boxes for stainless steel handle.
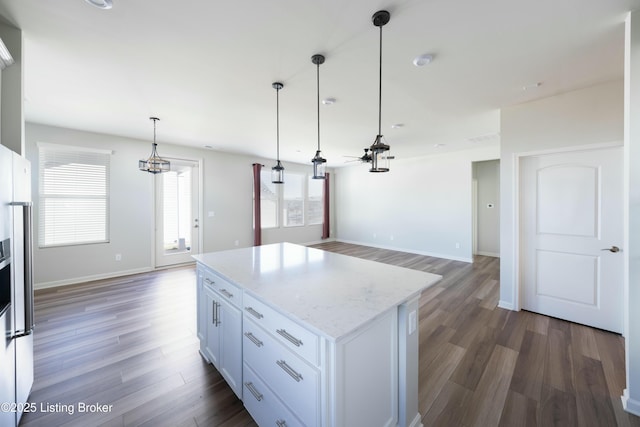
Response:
[10,202,34,337]
[276,329,303,347]
[212,300,216,325]
[219,289,233,299]
[215,302,221,326]
[601,246,620,253]
[245,306,264,319]
[244,332,263,347]
[276,360,303,382]
[204,278,214,285]
[244,382,263,401]
[276,420,287,427]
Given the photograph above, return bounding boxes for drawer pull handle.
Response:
[204,278,214,285]
[276,329,303,347]
[244,332,263,347]
[244,382,263,401]
[276,420,287,427]
[220,288,234,298]
[276,360,303,382]
[245,307,264,319]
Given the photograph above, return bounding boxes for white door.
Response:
[520,146,623,333]
[155,159,200,267]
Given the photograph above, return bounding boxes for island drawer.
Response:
[201,268,243,309]
[243,292,319,365]
[243,363,305,427]
[243,317,319,427]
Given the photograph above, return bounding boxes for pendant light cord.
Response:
[276,86,280,160]
[317,61,321,151]
[378,24,383,137]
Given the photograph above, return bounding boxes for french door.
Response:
[155,158,200,267]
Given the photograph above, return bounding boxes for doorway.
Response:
[519,145,623,333]
[472,160,500,257]
[155,158,201,267]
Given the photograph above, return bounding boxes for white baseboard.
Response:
[498,300,515,311]
[304,237,337,246]
[335,239,473,263]
[35,267,154,290]
[475,251,500,258]
[408,412,423,427]
[622,389,640,416]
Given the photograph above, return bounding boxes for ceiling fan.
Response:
[343,148,395,164]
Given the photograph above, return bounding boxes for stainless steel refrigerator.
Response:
[0,143,34,426]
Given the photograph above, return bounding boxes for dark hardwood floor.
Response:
[19,242,640,426]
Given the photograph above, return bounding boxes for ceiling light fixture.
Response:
[311,54,327,180]
[271,82,285,184]
[139,117,170,174]
[369,10,392,173]
[0,38,14,70]
[84,0,113,9]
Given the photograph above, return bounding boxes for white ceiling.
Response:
[0,0,637,167]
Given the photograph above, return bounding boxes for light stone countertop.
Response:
[193,242,442,341]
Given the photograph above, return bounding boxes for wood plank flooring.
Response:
[19,242,640,426]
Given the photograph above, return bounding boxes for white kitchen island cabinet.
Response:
[193,243,441,427]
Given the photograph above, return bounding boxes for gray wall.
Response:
[0,20,22,155]
[26,122,335,288]
[335,145,499,262]
[473,159,500,256]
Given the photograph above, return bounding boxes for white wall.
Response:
[623,10,640,416]
[473,160,500,256]
[0,19,23,155]
[335,146,499,262]
[499,79,624,309]
[25,122,334,288]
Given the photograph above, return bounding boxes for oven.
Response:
[0,238,10,318]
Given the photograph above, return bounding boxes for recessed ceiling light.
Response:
[391,123,404,129]
[413,53,434,67]
[85,0,113,9]
[322,97,336,105]
[203,145,214,149]
[434,143,445,148]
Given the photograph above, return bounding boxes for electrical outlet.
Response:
[455,243,460,249]
[115,254,122,261]
[234,240,239,246]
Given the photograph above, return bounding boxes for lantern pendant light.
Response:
[370,10,392,173]
[271,82,285,184]
[311,54,327,179]
[139,117,170,174]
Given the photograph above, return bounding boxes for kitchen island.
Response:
[193,243,441,427]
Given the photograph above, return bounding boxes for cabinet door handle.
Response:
[212,300,216,325]
[244,382,263,401]
[276,329,303,347]
[276,420,287,427]
[245,306,264,319]
[220,288,233,298]
[215,302,221,326]
[276,360,303,382]
[244,332,263,347]
[204,278,214,285]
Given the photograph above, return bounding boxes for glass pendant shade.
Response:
[370,135,390,173]
[272,160,284,184]
[312,150,327,179]
[139,117,170,174]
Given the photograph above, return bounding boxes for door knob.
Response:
[601,246,620,253]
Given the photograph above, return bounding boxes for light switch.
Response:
[208,211,215,217]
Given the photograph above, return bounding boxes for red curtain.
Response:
[322,172,330,239]
[252,163,262,246]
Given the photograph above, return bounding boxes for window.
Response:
[283,173,304,227]
[260,169,278,228]
[307,176,323,225]
[38,144,110,247]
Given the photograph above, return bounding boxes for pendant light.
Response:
[271,82,285,184]
[139,117,170,174]
[370,10,391,173]
[311,54,327,179]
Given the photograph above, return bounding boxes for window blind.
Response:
[38,145,110,247]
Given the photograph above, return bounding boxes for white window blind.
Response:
[283,173,304,227]
[38,144,110,247]
[260,169,279,228]
[307,176,323,225]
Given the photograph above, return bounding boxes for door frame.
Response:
[512,141,623,316]
[151,156,204,269]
